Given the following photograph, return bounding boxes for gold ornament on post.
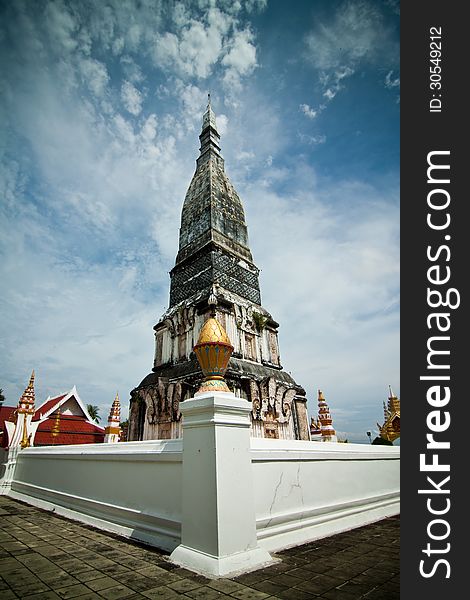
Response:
[20,413,30,449]
[194,317,234,395]
[51,407,61,443]
[19,370,36,449]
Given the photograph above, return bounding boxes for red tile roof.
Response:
[0,406,16,448]
[34,414,105,446]
[33,395,67,421]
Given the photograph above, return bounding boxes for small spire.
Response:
[104,392,121,443]
[201,96,219,135]
[208,285,218,317]
[18,370,36,414]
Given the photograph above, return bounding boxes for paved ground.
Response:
[0,496,399,600]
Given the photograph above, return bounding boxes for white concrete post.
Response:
[170,392,273,577]
[0,447,19,495]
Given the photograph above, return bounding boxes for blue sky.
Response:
[0,0,399,442]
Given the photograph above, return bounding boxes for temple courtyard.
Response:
[0,496,399,600]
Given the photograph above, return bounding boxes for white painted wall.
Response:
[251,438,400,552]
[3,405,400,575]
[8,439,182,551]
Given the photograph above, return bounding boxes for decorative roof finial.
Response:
[104,392,121,443]
[18,370,36,415]
[207,92,211,107]
[317,389,337,442]
[208,285,218,317]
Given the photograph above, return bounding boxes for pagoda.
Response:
[104,393,122,443]
[128,97,310,441]
[377,386,400,443]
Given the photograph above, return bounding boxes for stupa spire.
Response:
[317,389,337,442]
[198,93,222,165]
[104,392,121,443]
[170,98,260,307]
[18,370,36,418]
[128,97,312,443]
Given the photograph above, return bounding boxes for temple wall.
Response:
[251,438,400,552]
[7,440,182,552]
[4,420,399,560]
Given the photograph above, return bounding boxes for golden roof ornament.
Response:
[18,370,36,415]
[194,316,233,395]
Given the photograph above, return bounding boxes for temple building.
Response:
[1,375,105,448]
[128,98,311,441]
[377,386,400,444]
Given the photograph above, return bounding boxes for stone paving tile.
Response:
[166,578,203,593]
[55,583,97,598]
[86,576,122,592]
[0,497,399,600]
[208,579,247,594]
[184,585,229,599]
[230,587,271,599]
[0,589,18,599]
[277,589,317,600]
[97,583,137,600]
[251,579,289,595]
[141,587,184,600]
[75,569,109,583]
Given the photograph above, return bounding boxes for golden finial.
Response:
[318,389,325,401]
[194,317,233,394]
[20,371,35,403]
[18,370,36,416]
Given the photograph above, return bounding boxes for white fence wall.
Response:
[9,439,182,552]
[2,395,400,576]
[251,438,400,552]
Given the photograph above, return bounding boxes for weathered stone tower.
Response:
[128,98,311,441]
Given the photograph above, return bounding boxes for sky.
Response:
[0,0,400,443]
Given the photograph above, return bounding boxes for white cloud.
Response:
[385,70,400,89]
[151,6,259,95]
[79,58,110,97]
[298,133,326,145]
[140,114,158,142]
[236,150,255,161]
[305,1,385,71]
[153,9,230,79]
[241,166,399,433]
[299,104,317,119]
[304,1,398,110]
[222,28,257,75]
[216,113,228,135]
[121,81,143,115]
